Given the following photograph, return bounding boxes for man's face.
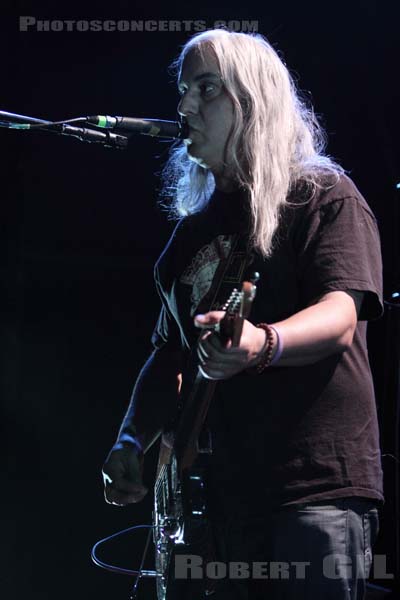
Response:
[177,47,234,178]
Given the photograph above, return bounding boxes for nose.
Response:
[177,91,199,117]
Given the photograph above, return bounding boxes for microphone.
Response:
[87,115,188,139]
[0,110,128,149]
[60,126,129,149]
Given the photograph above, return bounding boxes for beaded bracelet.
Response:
[246,323,284,374]
[251,323,275,374]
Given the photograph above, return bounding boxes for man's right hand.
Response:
[102,443,148,505]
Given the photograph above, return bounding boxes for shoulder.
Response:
[285,173,378,238]
[293,173,376,219]
[154,209,210,279]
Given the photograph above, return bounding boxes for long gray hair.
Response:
[161,29,343,257]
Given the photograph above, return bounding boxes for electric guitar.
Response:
[153,278,258,600]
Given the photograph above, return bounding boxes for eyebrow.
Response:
[178,71,221,87]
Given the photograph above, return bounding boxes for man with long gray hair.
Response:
[103,29,383,599]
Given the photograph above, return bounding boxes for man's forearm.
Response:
[271,291,358,367]
[116,346,183,453]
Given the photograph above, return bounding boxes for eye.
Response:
[200,82,216,96]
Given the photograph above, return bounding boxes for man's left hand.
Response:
[194,311,269,380]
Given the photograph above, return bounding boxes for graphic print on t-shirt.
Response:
[180,234,234,316]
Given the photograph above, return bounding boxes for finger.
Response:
[105,489,146,505]
[199,333,227,356]
[113,479,147,494]
[199,338,246,366]
[199,364,238,380]
[102,471,113,486]
[198,339,223,364]
[198,336,216,361]
[105,483,148,505]
[198,364,226,380]
[194,311,225,329]
[198,348,233,369]
[201,332,236,355]
[204,333,226,350]
[197,345,207,365]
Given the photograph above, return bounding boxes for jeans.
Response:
[209,497,379,600]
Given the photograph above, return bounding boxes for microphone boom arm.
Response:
[0,110,187,149]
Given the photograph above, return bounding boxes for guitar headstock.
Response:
[219,273,259,346]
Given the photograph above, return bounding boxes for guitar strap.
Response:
[174,231,252,461]
[193,232,252,594]
[196,232,252,452]
[202,232,251,314]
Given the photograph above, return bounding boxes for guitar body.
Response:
[152,280,258,600]
[154,439,214,600]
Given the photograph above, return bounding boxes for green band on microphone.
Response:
[97,115,108,128]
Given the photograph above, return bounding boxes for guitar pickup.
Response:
[184,473,206,518]
[196,428,213,454]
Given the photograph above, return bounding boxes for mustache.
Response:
[180,117,200,132]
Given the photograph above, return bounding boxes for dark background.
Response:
[1,1,399,598]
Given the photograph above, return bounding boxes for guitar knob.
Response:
[250,272,260,284]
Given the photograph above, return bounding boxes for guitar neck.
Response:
[174,371,217,471]
[172,280,257,473]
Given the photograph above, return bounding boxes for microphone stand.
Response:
[0,110,187,148]
[380,181,400,596]
[0,110,129,149]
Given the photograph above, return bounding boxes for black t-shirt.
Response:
[152,174,384,514]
